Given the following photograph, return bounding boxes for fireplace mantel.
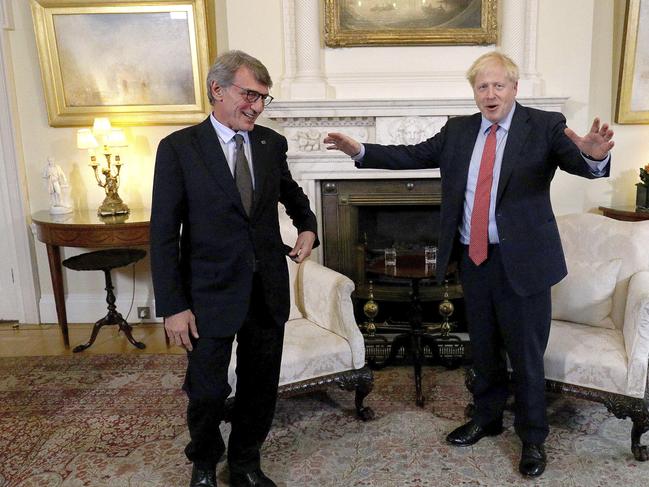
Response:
[265,97,568,119]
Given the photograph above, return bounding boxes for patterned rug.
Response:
[0,355,647,486]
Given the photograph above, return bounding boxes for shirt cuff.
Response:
[581,152,610,176]
[352,144,365,163]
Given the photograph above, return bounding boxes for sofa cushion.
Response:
[228,318,354,393]
[279,318,354,386]
[287,257,303,320]
[551,258,621,329]
[545,320,633,397]
[557,214,649,329]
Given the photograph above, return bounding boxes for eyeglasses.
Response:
[230,83,274,107]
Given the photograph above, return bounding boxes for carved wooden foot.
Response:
[355,367,375,421]
[632,421,649,461]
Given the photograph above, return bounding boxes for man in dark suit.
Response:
[324,51,614,478]
[151,50,317,487]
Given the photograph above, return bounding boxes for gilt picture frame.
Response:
[30,0,216,127]
[324,0,498,47]
[617,0,649,124]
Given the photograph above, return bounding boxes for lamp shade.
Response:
[92,117,112,135]
[106,128,128,147]
[77,129,98,149]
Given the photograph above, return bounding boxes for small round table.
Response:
[366,254,461,407]
[32,209,150,348]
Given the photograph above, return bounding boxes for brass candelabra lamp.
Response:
[77,118,129,216]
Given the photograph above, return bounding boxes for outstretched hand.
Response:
[564,117,614,160]
[324,132,362,157]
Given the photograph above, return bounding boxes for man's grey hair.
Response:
[206,50,273,104]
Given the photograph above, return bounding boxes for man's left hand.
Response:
[564,117,615,160]
[289,231,316,263]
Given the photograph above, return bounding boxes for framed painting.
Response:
[324,0,497,47]
[30,0,216,127]
[617,0,649,123]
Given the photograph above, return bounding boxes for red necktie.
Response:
[469,124,498,266]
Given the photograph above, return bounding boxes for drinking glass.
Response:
[424,245,437,266]
[384,247,397,266]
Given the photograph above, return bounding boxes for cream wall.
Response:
[4,0,648,324]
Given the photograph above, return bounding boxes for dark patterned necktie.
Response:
[234,134,253,215]
[469,124,498,265]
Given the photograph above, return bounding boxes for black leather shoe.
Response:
[190,465,217,487]
[519,442,546,477]
[230,469,277,487]
[445,419,503,446]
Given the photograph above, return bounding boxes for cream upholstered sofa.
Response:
[543,213,649,460]
[226,217,374,421]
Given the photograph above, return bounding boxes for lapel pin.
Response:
[261,140,266,145]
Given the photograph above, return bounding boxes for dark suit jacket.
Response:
[361,103,610,297]
[150,117,318,337]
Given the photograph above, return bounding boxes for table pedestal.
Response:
[366,254,462,407]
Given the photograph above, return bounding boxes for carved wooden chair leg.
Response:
[73,316,109,353]
[117,316,146,349]
[631,413,649,461]
[354,366,375,421]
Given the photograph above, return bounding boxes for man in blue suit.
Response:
[324,51,614,478]
[151,51,317,487]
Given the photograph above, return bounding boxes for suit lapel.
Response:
[496,103,531,205]
[193,117,247,215]
[457,114,483,184]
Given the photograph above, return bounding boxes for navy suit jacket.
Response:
[150,117,318,336]
[361,103,610,297]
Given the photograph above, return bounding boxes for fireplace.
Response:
[321,178,465,330]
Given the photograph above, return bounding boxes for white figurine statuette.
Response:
[42,157,73,214]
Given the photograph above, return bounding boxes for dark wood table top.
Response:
[598,206,649,222]
[32,209,150,248]
[366,253,436,280]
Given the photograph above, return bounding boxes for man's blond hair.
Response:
[466,51,519,86]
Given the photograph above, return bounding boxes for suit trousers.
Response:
[182,274,285,472]
[459,244,552,444]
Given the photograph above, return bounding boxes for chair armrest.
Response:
[623,270,649,397]
[297,260,366,369]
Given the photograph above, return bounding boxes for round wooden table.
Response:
[366,253,461,407]
[32,209,150,348]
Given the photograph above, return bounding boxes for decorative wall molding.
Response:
[266,97,567,119]
[39,294,161,325]
[0,23,40,322]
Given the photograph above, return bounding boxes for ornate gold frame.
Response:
[324,0,497,47]
[31,0,216,127]
[616,0,649,124]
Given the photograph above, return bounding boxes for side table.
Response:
[366,254,462,407]
[32,209,150,348]
[599,206,649,222]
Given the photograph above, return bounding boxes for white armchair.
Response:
[226,216,375,421]
[544,213,649,460]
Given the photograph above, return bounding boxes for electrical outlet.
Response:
[137,307,151,319]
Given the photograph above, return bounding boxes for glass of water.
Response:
[384,247,397,267]
[424,245,437,266]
